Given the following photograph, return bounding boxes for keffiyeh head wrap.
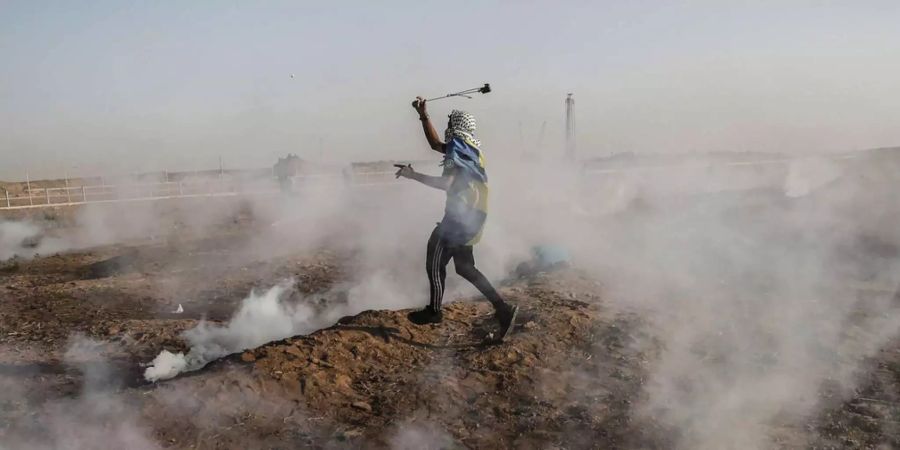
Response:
[445,110,481,148]
[440,109,486,183]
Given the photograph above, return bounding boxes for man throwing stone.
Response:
[395,97,518,340]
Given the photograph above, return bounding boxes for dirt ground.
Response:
[2,209,900,449]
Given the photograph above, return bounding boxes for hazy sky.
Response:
[2,1,899,180]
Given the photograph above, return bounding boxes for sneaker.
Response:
[495,304,519,341]
[407,307,443,325]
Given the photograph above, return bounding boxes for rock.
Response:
[241,351,257,362]
[310,357,334,368]
[351,401,372,412]
[524,321,538,330]
[285,346,304,358]
[333,374,353,393]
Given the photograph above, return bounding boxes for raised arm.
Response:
[412,97,445,153]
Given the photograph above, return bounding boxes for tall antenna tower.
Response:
[565,93,576,160]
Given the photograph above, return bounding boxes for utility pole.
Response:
[565,93,576,161]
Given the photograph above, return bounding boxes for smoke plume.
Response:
[145,282,318,381]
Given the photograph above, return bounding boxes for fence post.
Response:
[66,185,71,203]
[26,171,33,206]
[45,188,50,205]
[82,186,87,202]
[64,170,71,203]
[5,190,9,208]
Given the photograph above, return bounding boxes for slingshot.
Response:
[426,83,491,102]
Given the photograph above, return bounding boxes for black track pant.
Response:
[426,226,505,312]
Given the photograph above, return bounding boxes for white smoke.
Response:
[464,147,900,448]
[0,336,157,450]
[0,220,67,260]
[0,197,251,262]
[784,156,842,197]
[145,265,426,382]
[388,422,458,450]
[144,282,319,381]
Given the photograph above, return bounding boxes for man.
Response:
[395,97,518,340]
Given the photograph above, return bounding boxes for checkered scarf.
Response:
[444,110,481,148]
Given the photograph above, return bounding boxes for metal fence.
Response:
[0,170,403,210]
[2,153,859,211]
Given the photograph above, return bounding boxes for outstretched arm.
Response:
[412,97,445,153]
[410,172,452,191]
[396,165,453,191]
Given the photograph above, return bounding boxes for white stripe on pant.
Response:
[431,238,445,310]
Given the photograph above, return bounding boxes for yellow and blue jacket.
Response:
[439,137,489,246]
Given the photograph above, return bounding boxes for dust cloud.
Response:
[3,118,900,449]
[481,147,900,448]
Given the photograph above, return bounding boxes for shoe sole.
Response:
[499,305,519,342]
[407,312,442,326]
[408,320,442,325]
